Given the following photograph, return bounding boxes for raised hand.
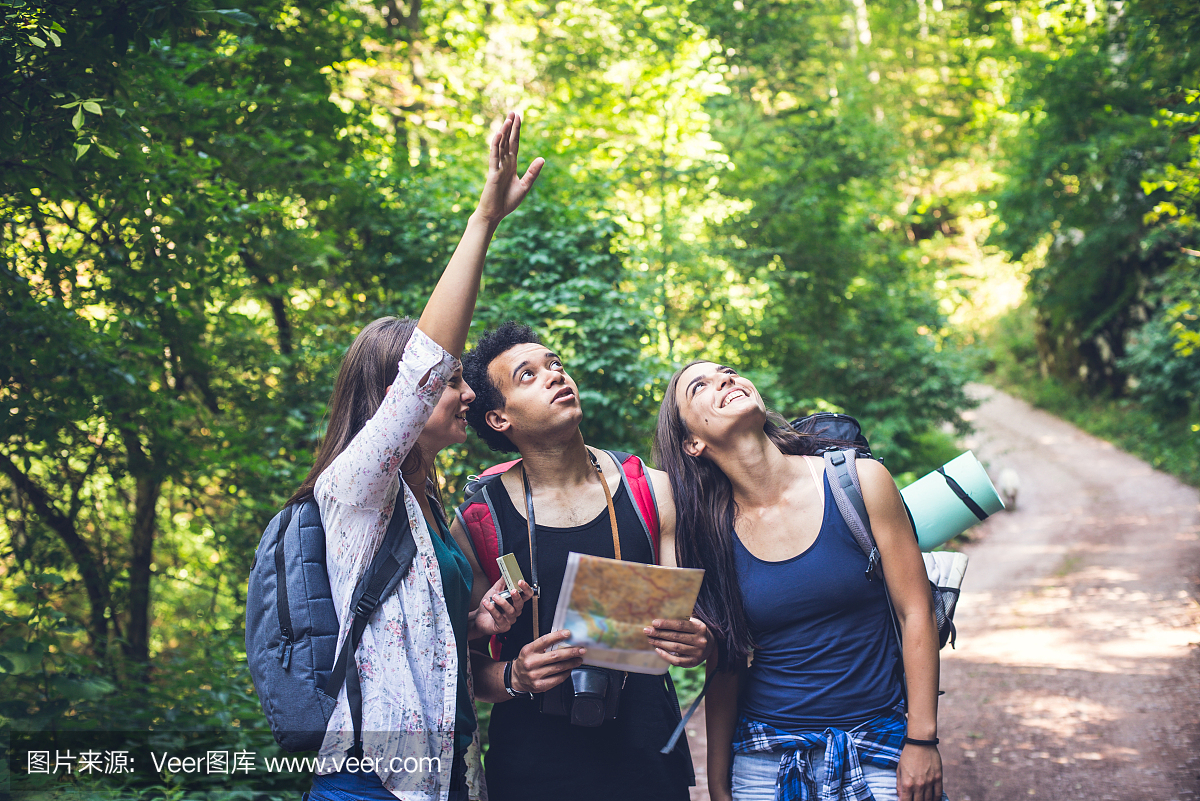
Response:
[474,111,545,226]
[416,111,545,356]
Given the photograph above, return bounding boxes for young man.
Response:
[448,321,711,801]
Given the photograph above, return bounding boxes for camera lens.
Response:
[570,697,606,728]
[567,669,611,727]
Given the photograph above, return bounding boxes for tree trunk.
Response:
[124,474,162,666]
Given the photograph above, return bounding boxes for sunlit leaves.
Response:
[993,0,1200,395]
[192,8,258,27]
[1,0,1118,755]
[2,2,377,692]
[680,0,981,464]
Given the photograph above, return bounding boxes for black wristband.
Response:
[903,736,940,746]
[503,660,532,699]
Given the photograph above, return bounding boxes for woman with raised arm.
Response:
[290,113,541,801]
[654,362,946,801]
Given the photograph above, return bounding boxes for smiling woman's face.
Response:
[419,367,475,453]
[673,361,765,452]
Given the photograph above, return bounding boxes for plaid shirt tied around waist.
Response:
[731,706,906,801]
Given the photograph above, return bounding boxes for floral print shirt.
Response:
[315,327,486,800]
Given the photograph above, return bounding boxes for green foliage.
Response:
[977,0,1200,480]
[1,0,1039,784]
[992,0,1200,394]
[2,1,382,676]
[980,301,1042,387]
[1125,88,1200,417]
[1119,263,1200,415]
[889,428,967,491]
[1,0,260,176]
[668,664,705,707]
[681,0,979,471]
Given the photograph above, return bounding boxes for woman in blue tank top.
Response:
[654,361,945,801]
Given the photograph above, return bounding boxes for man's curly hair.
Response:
[462,321,542,454]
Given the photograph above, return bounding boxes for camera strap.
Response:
[522,447,622,638]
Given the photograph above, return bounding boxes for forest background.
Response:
[2,0,1198,795]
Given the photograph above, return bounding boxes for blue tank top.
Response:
[735,471,903,731]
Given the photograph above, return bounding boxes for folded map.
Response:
[549,552,705,675]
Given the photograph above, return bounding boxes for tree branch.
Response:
[239,248,293,356]
[67,427,110,521]
[0,451,112,655]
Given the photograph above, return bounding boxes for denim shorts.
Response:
[305,770,398,801]
[732,747,949,801]
[305,761,468,801]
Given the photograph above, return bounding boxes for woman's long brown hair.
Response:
[288,317,441,516]
[652,360,821,671]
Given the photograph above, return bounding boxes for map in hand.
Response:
[549,552,705,674]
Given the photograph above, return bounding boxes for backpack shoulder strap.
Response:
[455,485,503,587]
[479,458,521,479]
[823,449,877,560]
[455,460,523,587]
[456,460,527,662]
[824,450,906,661]
[326,491,416,755]
[608,450,660,563]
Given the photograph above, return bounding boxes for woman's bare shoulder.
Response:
[855,455,895,484]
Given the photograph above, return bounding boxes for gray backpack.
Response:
[245,495,416,752]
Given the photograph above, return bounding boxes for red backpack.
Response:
[454,450,661,657]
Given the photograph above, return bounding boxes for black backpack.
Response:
[245,496,416,752]
[790,411,874,458]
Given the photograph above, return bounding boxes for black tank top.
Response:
[484,472,693,801]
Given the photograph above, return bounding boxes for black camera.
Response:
[539,667,624,727]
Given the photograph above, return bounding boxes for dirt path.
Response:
[688,384,1200,801]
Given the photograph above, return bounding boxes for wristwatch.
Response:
[503,660,533,699]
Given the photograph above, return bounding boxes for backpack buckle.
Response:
[865,547,882,581]
[354,592,380,619]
